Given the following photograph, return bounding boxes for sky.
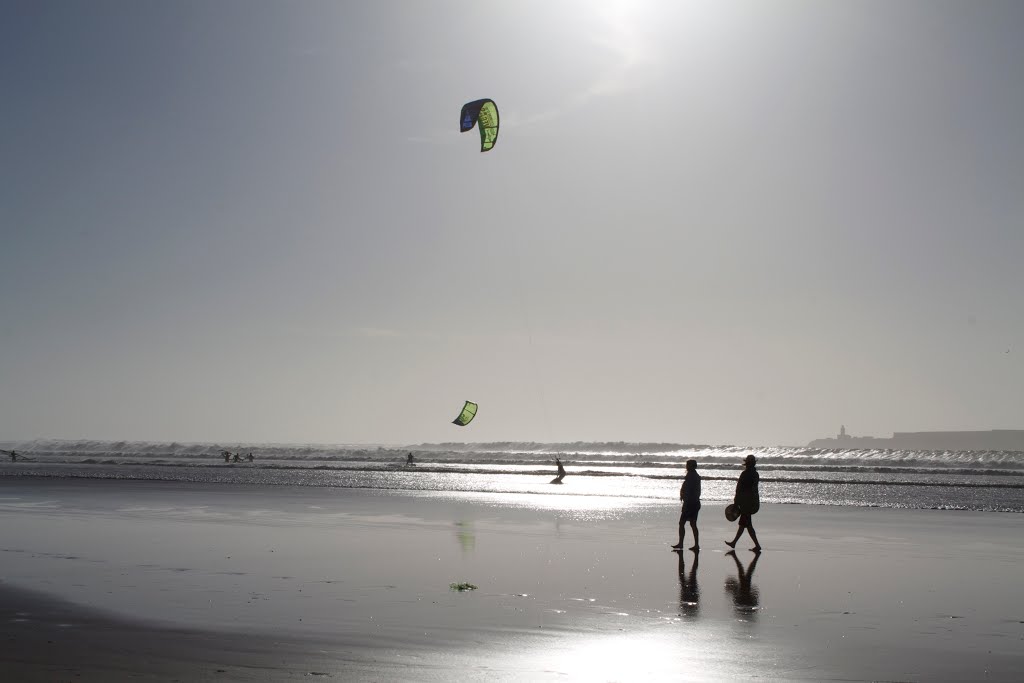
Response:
[2,0,1023,447]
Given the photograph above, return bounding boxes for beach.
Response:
[6,1,1024,680]
[1,478,1021,681]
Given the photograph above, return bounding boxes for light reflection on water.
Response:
[491,626,753,681]
[419,489,656,517]
[3,461,1023,511]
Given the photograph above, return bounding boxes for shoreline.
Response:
[1,478,1022,680]
[3,468,1022,515]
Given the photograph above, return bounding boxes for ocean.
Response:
[2,439,1022,513]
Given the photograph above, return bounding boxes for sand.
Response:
[0,478,1022,681]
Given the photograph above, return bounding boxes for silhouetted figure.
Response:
[551,457,566,484]
[232,453,241,463]
[223,451,231,463]
[672,459,701,551]
[725,454,762,552]
[724,550,760,621]
[247,453,254,462]
[8,450,17,462]
[406,452,415,466]
[677,549,700,619]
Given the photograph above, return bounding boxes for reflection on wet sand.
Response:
[724,551,760,622]
[677,551,700,619]
[454,520,475,553]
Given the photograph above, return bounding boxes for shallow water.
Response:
[3,439,1023,512]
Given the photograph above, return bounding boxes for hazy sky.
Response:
[2,0,1023,446]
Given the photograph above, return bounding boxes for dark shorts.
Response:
[680,502,700,523]
[738,513,753,527]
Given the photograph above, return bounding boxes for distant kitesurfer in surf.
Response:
[551,457,566,484]
[673,459,700,551]
[406,452,415,466]
[232,453,241,463]
[247,453,254,462]
[223,451,231,463]
[9,450,17,462]
[725,454,762,552]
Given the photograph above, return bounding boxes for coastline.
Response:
[807,428,1024,452]
[1,478,1022,681]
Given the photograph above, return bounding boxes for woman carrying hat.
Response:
[726,454,762,552]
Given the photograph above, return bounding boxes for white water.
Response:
[3,439,1023,512]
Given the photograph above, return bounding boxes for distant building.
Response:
[808,427,1024,452]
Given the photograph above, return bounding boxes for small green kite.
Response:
[460,99,499,152]
[452,400,478,426]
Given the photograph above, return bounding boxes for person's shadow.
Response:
[677,551,700,619]
[724,551,760,622]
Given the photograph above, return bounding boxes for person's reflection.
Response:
[724,551,760,622]
[677,551,700,619]
[454,520,476,554]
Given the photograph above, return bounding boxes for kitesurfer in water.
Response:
[406,452,415,466]
[726,454,762,552]
[673,459,701,551]
[551,457,566,484]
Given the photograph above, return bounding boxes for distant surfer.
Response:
[672,459,700,551]
[551,457,566,484]
[247,453,254,462]
[406,452,415,466]
[222,451,231,463]
[725,454,762,552]
[2,449,31,462]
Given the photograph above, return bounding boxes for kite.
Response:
[460,99,499,152]
[452,400,478,426]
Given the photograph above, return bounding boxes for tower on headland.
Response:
[809,427,1024,451]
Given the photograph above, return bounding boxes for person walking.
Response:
[726,454,762,552]
[672,459,701,551]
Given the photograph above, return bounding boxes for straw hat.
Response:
[724,504,740,522]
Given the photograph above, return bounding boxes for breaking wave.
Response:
[3,439,1023,512]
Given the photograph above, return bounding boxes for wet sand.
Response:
[0,478,1022,681]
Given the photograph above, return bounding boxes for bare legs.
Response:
[725,522,761,552]
[747,524,761,552]
[673,518,700,551]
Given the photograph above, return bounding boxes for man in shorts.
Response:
[672,459,701,551]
